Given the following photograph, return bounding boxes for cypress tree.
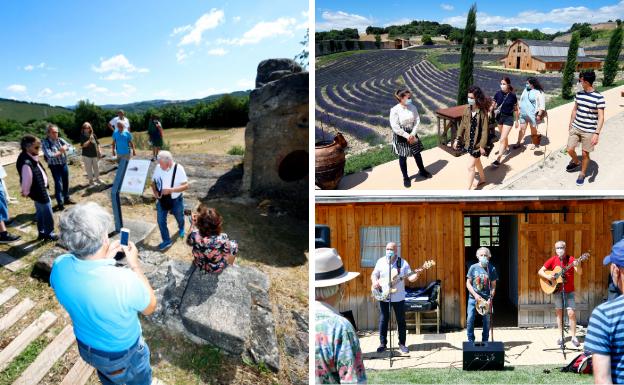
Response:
[603,24,623,86]
[561,32,580,99]
[456,4,477,105]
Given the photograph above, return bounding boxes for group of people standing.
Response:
[390,69,605,189]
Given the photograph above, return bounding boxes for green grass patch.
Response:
[227,145,245,156]
[344,135,438,175]
[0,99,70,122]
[427,52,460,71]
[546,80,624,110]
[367,364,593,384]
[316,50,373,67]
[0,337,48,385]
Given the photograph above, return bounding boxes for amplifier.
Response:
[315,225,331,248]
[462,341,505,370]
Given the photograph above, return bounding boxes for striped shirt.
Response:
[572,90,605,133]
[584,295,624,384]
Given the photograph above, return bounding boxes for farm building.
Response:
[501,39,603,72]
[315,195,623,331]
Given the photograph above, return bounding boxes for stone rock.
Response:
[249,305,280,372]
[180,266,252,355]
[34,247,67,275]
[255,59,302,88]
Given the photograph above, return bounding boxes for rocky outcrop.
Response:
[255,59,303,88]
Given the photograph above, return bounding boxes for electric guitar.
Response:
[371,260,436,301]
[539,252,589,295]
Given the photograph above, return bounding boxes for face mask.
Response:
[556,248,565,257]
[479,256,488,266]
[386,250,395,259]
[467,98,475,106]
[500,84,507,92]
[576,82,584,92]
[526,84,531,91]
[406,99,413,105]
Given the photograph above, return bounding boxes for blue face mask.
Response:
[406,99,413,105]
[386,250,395,259]
[467,98,475,106]
[526,84,531,91]
[479,256,488,266]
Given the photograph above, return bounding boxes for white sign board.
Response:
[120,159,151,195]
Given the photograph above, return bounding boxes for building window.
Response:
[479,217,500,247]
[464,217,471,247]
[360,226,401,267]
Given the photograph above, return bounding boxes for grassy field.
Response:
[316,49,374,67]
[367,365,593,384]
[0,128,308,385]
[546,80,624,110]
[0,99,70,122]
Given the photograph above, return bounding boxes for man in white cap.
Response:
[315,248,367,384]
[585,238,624,384]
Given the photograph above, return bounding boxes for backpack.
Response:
[561,351,593,374]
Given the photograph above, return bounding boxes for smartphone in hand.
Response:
[120,227,130,247]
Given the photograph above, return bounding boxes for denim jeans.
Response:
[77,337,152,385]
[48,163,70,206]
[379,300,407,346]
[34,199,54,236]
[156,196,184,243]
[467,297,490,342]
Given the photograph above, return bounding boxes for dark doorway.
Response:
[516,56,521,69]
[464,215,518,327]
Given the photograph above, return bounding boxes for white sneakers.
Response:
[557,337,581,347]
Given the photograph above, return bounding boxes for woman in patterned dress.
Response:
[389,88,432,188]
[186,204,237,273]
[454,85,491,190]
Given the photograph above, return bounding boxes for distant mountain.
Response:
[0,98,72,122]
[99,90,252,113]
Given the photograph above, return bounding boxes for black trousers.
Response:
[398,154,426,179]
[379,300,406,346]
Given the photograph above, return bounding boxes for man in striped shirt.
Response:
[585,239,624,384]
[566,70,605,186]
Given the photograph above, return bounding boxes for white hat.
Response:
[315,248,359,287]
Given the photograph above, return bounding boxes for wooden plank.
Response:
[0,286,19,306]
[0,298,35,333]
[59,358,94,385]
[13,325,76,385]
[0,253,26,272]
[0,311,57,372]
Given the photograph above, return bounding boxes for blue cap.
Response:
[603,239,624,267]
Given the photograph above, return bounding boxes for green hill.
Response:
[0,98,71,122]
[100,90,252,113]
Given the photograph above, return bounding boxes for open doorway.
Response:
[464,215,518,327]
[516,56,521,69]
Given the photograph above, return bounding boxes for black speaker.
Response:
[462,341,505,370]
[612,221,624,244]
[315,225,331,248]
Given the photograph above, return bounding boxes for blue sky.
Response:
[0,0,308,106]
[316,0,624,34]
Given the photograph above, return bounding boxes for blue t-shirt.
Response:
[466,262,498,300]
[112,130,133,155]
[50,254,150,352]
[585,295,624,384]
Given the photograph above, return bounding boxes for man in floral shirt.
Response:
[315,248,366,384]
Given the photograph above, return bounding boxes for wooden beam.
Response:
[0,286,18,306]
[0,311,57,372]
[0,298,35,333]
[59,358,94,385]
[12,325,76,385]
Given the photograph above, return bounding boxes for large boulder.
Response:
[255,59,302,88]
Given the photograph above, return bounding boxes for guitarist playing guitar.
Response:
[538,241,583,347]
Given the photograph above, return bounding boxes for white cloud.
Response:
[23,62,47,71]
[176,49,189,63]
[85,83,136,98]
[441,4,454,11]
[236,79,254,89]
[92,54,148,81]
[86,83,109,93]
[232,16,241,23]
[316,11,374,33]
[24,65,34,71]
[6,84,27,93]
[38,88,53,98]
[50,91,76,100]
[178,9,225,46]
[443,1,624,31]
[208,48,228,56]
[103,72,132,81]
[221,17,297,45]
[171,25,192,36]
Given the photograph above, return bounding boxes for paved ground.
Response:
[360,327,587,371]
[338,85,624,190]
[503,111,624,190]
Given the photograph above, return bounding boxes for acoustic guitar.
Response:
[539,252,590,295]
[371,260,436,301]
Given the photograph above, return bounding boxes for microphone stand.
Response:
[388,256,394,368]
[488,261,494,342]
[559,255,568,359]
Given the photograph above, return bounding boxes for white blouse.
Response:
[389,103,420,139]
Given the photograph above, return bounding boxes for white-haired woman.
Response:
[315,248,367,384]
[50,202,157,385]
[465,247,498,342]
[150,151,189,251]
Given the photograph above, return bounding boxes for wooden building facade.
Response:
[502,39,602,72]
[315,196,624,331]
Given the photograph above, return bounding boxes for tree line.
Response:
[0,93,249,143]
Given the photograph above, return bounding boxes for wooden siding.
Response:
[316,199,624,330]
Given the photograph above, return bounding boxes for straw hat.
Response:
[315,248,359,287]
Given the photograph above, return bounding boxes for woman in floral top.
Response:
[315,248,366,384]
[187,205,237,273]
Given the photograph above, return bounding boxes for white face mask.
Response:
[467,97,475,106]
[500,84,508,92]
[556,248,565,257]
[386,249,395,259]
